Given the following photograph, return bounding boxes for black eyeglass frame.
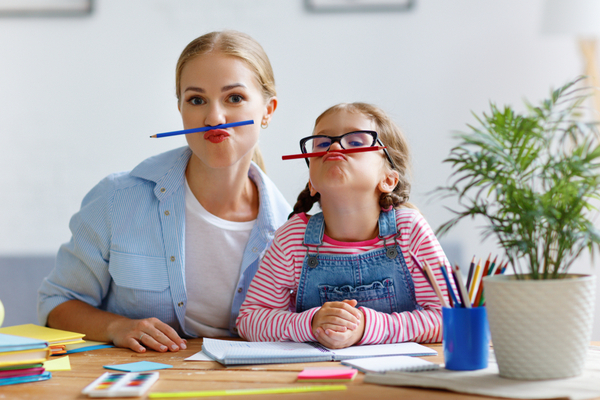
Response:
[298,130,396,169]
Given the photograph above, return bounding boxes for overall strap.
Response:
[378,209,401,259]
[303,212,325,269]
[303,212,326,246]
[378,208,398,236]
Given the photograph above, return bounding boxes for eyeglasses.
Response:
[299,130,396,168]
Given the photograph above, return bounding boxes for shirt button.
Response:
[178,301,184,307]
[170,256,175,262]
[164,210,170,216]
[252,247,258,253]
[160,187,166,193]
[237,288,243,293]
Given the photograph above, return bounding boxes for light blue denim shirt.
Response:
[38,146,291,337]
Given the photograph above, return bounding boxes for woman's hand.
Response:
[107,317,187,353]
[47,300,187,354]
[312,299,365,349]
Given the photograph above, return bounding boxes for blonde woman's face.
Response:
[178,51,276,169]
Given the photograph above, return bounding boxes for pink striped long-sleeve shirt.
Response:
[236,208,452,344]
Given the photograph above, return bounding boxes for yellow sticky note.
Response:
[44,355,71,371]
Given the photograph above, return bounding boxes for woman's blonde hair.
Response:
[290,102,415,218]
[175,31,275,172]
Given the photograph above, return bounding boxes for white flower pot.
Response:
[483,274,596,380]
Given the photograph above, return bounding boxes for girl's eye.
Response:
[189,97,205,106]
[228,94,244,104]
[315,141,331,149]
[347,140,365,147]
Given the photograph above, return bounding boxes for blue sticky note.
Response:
[103,361,173,372]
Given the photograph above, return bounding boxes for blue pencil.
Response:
[150,119,254,138]
[439,263,461,307]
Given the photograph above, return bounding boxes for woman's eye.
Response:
[189,97,205,105]
[315,142,331,149]
[228,94,244,104]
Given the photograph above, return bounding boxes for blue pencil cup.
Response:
[442,306,489,371]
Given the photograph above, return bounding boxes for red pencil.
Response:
[282,146,387,160]
[473,254,491,307]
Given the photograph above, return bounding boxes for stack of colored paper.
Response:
[50,345,67,355]
[0,333,52,386]
[0,324,85,356]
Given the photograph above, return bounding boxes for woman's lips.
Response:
[203,129,229,143]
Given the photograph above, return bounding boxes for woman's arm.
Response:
[38,175,186,353]
[48,300,185,353]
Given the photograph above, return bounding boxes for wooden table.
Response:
[1,339,598,399]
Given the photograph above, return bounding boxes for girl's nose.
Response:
[329,141,344,151]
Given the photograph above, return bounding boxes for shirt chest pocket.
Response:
[109,251,169,292]
[318,278,398,314]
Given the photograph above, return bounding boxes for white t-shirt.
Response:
[183,179,255,337]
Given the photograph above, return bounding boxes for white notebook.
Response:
[201,339,437,365]
[341,355,440,373]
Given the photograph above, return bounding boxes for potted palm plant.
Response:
[436,78,599,380]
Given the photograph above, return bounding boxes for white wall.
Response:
[1,0,598,339]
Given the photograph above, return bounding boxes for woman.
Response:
[38,31,291,353]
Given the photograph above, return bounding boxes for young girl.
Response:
[236,102,451,349]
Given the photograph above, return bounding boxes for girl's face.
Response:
[308,110,394,198]
[178,51,276,169]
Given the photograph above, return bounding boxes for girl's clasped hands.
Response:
[312,299,365,349]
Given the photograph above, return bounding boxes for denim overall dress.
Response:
[295,210,422,314]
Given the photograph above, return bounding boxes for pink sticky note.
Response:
[297,368,357,381]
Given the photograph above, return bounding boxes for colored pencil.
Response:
[422,259,449,308]
[487,255,499,276]
[482,254,491,277]
[468,259,482,305]
[494,260,504,275]
[477,255,499,307]
[282,146,387,160]
[439,262,460,307]
[452,264,472,308]
[479,289,487,307]
[500,261,508,274]
[150,119,254,138]
[465,256,476,290]
[408,251,433,287]
[472,255,491,307]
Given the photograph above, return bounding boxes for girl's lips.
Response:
[203,129,230,143]
[322,152,346,162]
